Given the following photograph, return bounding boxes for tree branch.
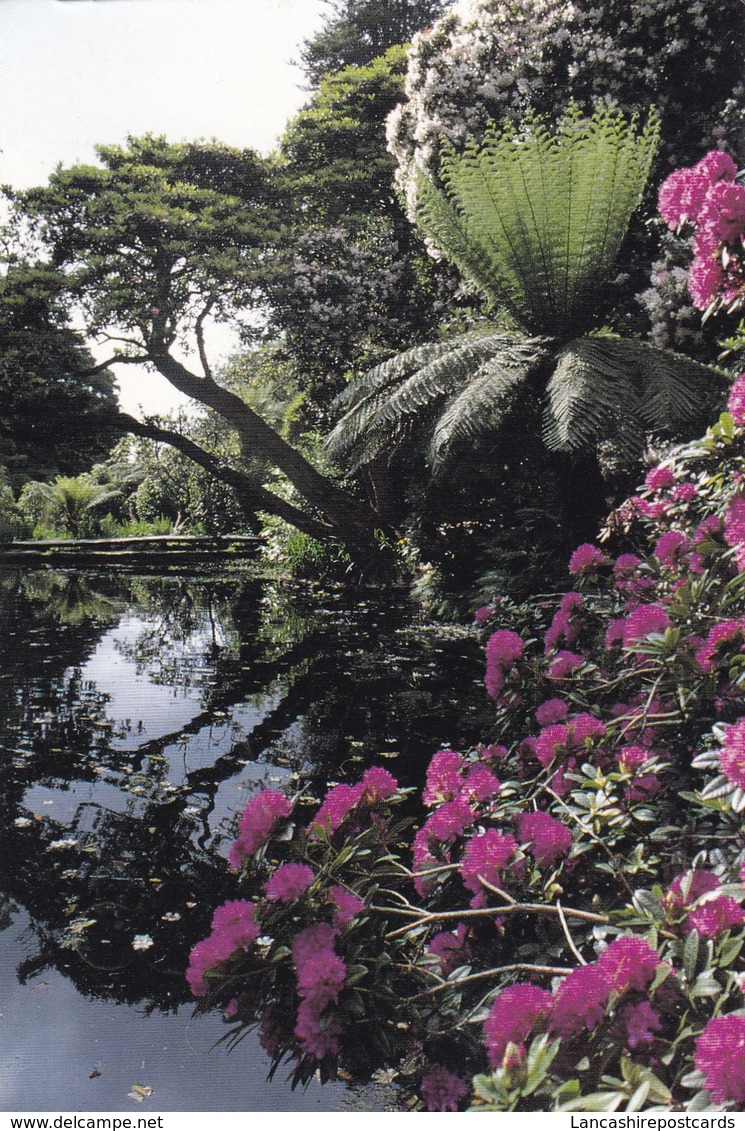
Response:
[111,412,336,541]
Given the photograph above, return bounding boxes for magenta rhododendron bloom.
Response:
[616,745,651,773]
[310,781,364,835]
[658,151,737,229]
[186,901,260,998]
[485,629,524,700]
[228,790,292,869]
[460,764,500,803]
[665,870,721,915]
[474,605,494,623]
[687,896,745,938]
[544,592,583,653]
[719,718,745,789]
[263,863,315,903]
[547,650,584,679]
[419,1067,468,1112]
[549,964,610,1038]
[328,885,365,926]
[360,766,398,802]
[459,828,517,896]
[568,543,606,575]
[292,924,347,1060]
[645,466,676,492]
[728,375,745,425]
[535,698,568,727]
[535,723,570,768]
[484,983,553,1067]
[517,810,572,866]
[654,530,689,567]
[597,935,660,994]
[724,496,745,570]
[695,619,745,671]
[427,923,469,976]
[695,1014,745,1105]
[622,604,672,648]
[423,748,465,805]
[619,1001,662,1050]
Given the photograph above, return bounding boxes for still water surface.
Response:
[0,569,489,1111]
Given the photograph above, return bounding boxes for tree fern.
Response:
[329,105,724,482]
[414,105,659,337]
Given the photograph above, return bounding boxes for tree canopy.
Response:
[299,0,449,87]
[0,266,118,490]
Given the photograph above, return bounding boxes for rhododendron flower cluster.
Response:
[485,628,524,702]
[658,151,745,313]
[292,924,347,1059]
[186,900,260,997]
[695,1014,745,1105]
[228,790,291,869]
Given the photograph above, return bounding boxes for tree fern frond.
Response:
[429,349,540,470]
[326,330,543,468]
[601,340,727,433]
[543,337,645,457]
[416,104,659,337]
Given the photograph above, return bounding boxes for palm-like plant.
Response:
[327,105,724,476]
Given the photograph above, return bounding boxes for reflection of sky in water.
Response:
[0,910,368,1112]
[78,616,211,742]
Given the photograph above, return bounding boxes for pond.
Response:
[0,568,491,1111]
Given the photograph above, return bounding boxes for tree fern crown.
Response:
[413,104,660,339]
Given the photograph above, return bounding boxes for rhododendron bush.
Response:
[183,378,745,1110]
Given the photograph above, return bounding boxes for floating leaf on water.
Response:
[161,912,181,922]
[70,918,97,935]
[46,839,78,851]
[128,1085,153,1102]
[14,818,33,828]
[132,934,154,951]
[89,1067,102,1079]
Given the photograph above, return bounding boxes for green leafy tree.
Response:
[328,107,726,537]
[3,136,388,555]
[299,0,449,87]
[0,266,119,491]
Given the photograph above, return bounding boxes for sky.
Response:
[0,0,329,415]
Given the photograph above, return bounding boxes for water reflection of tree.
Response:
[0,568,490,1019]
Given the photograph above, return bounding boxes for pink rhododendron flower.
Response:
[291,923,339,968]
[228,790,292,869]
[419,1067,468,1112]
[459,828,517,897]
[328,885,365,926]
[535,698,568,727]
[310,782,364,835]
[719,718,745,789]
[597,934,660,994]
[727,374,745,425]
[619,1000,662,1050]
[474,605,494,623]
[654,530,690,567]
[673,482,698,503]
[724,496,745,570]
[485,629,524,700]
[695,619,745,671]
[294,997,342,1060]
[460,764,501,804]
[687,896,745,938]
[484,983,553,1067]
[568,543,606,575]
[695,1014,745,1105]
[360,766,398,802]
[547,650,584,679]
[424,798,475,845]
[617,745,651,773]
[665,870,721,915]
[549,964,610,1038]
[186,901,260,997]
[544,592,583,653]
[423,749,465,805]
[517,810,572,866]
[622,604,672,649]
[535,724,570,768]
[263,863,315,903]
[645,466,676,492]
[427,923,469,976]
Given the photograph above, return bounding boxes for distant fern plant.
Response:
[328,105,724,474]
